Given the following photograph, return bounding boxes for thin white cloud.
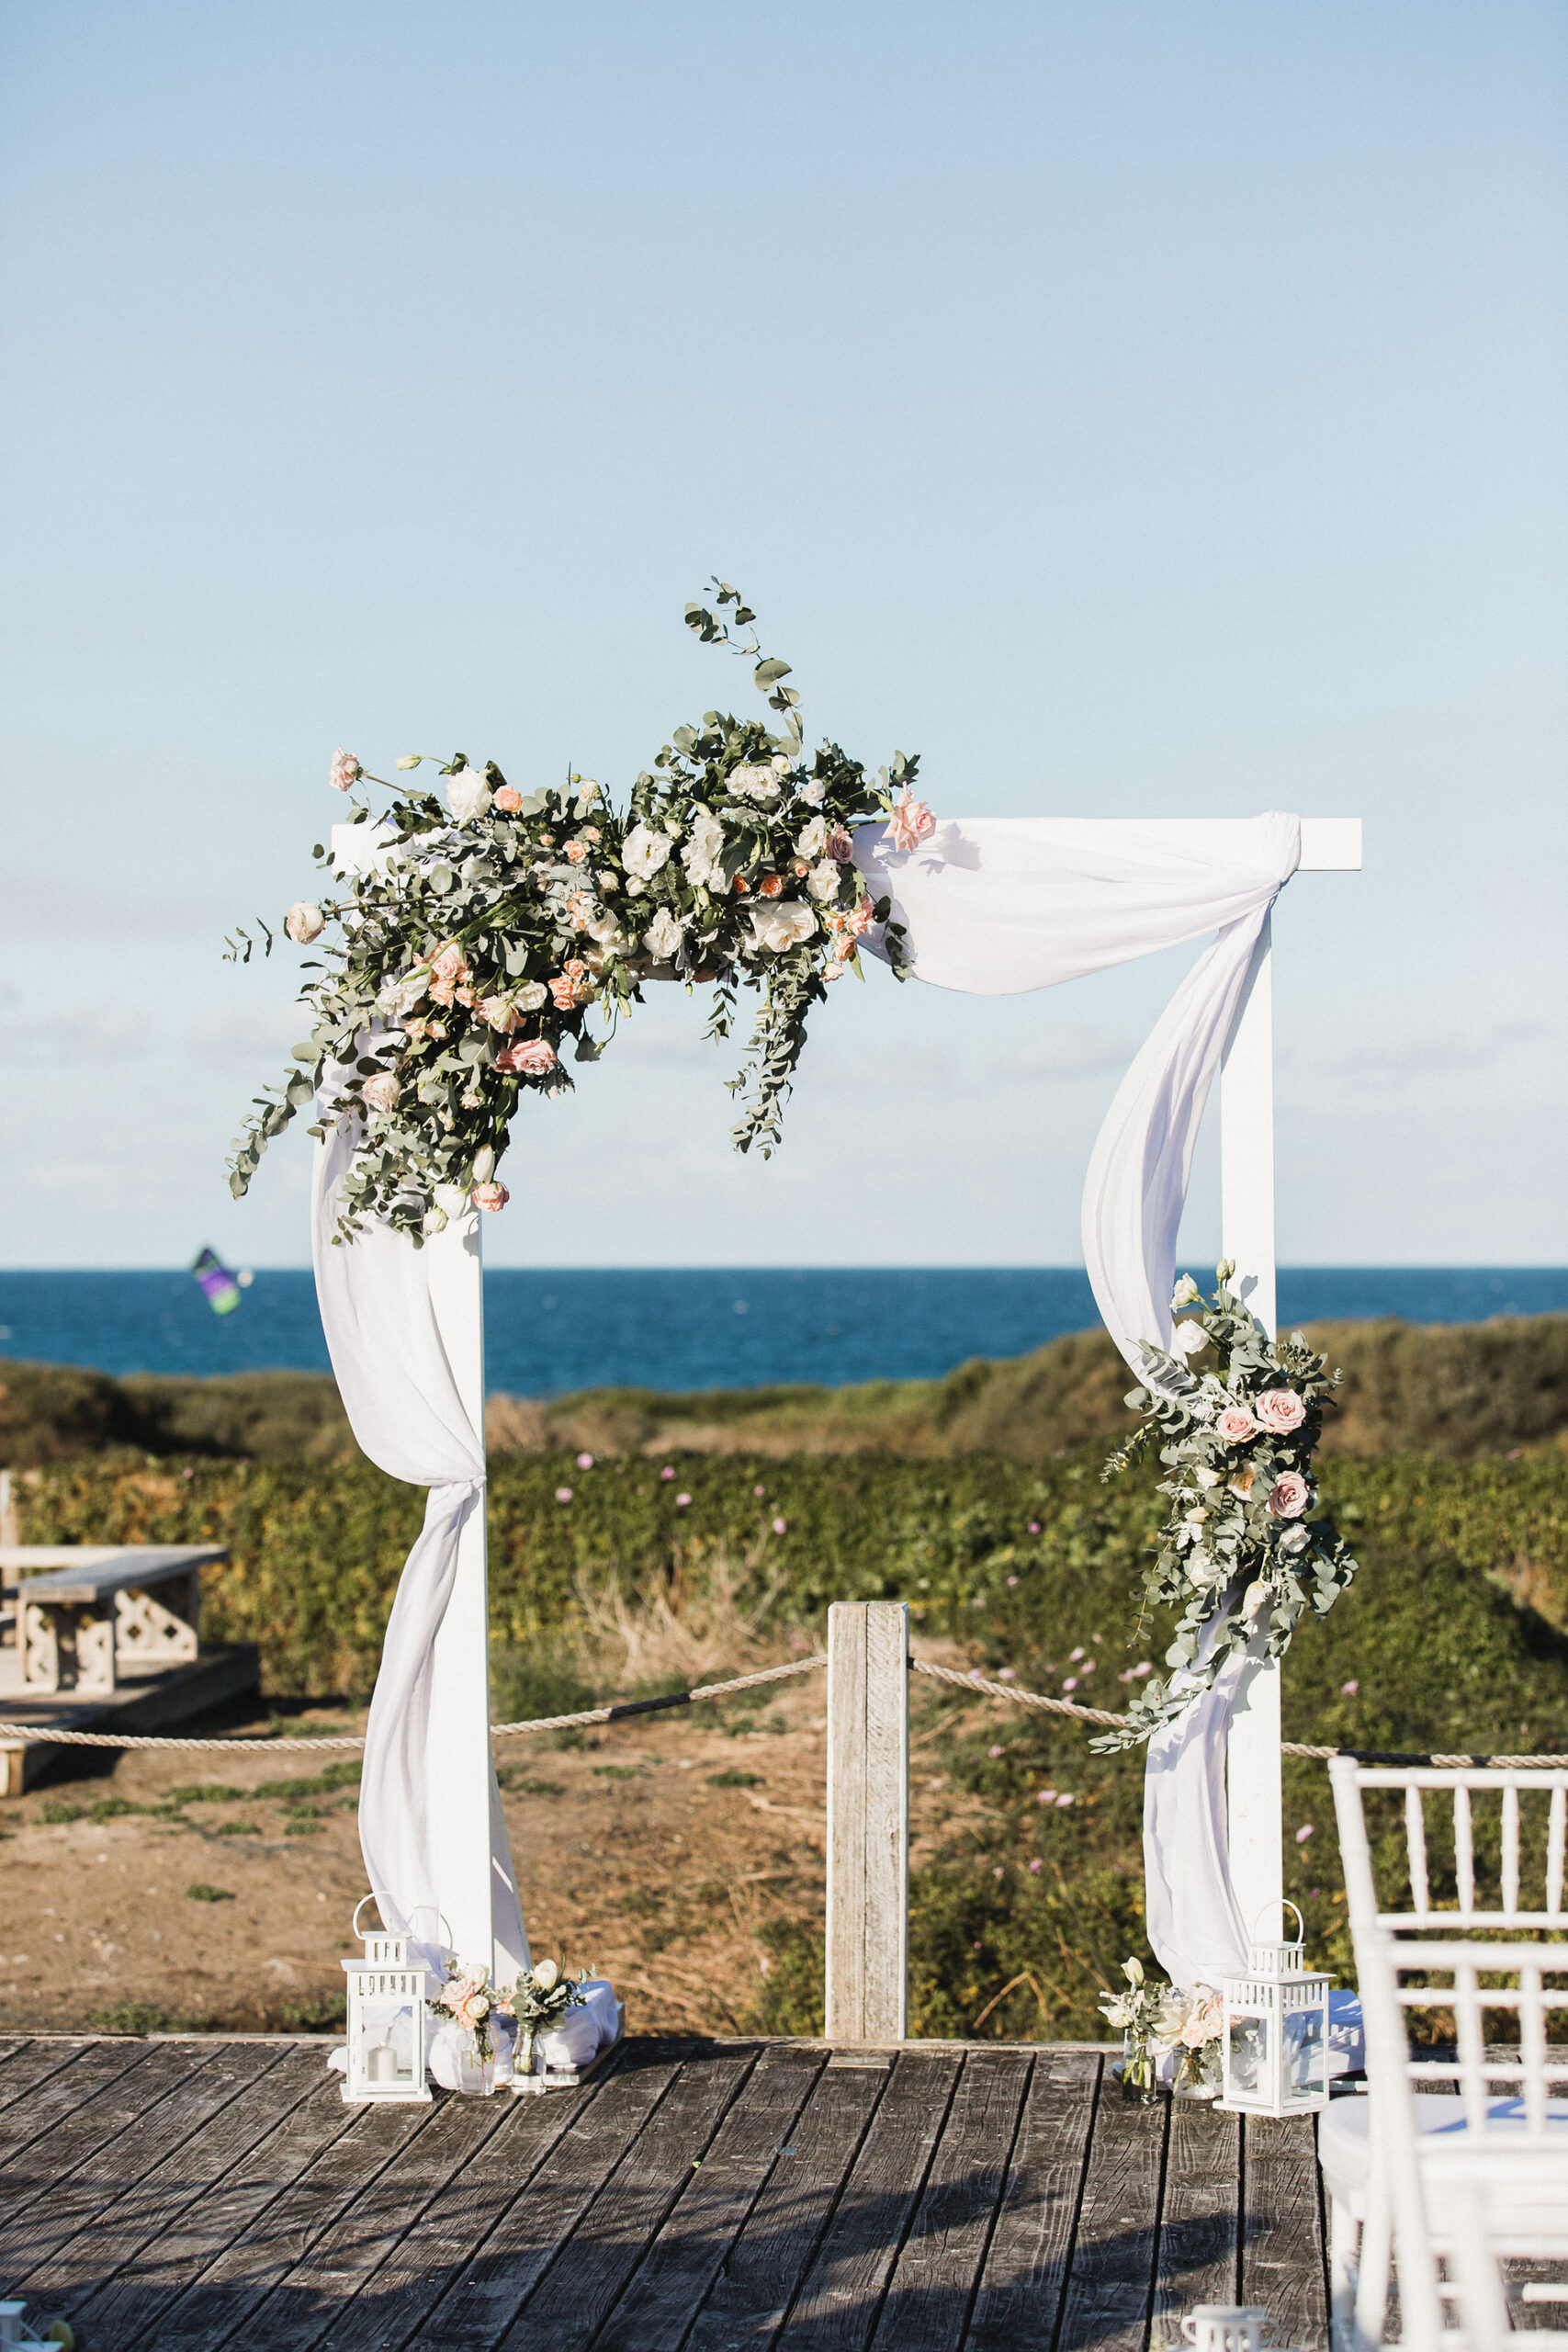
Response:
[0,1001,148,1059]
[186,1003,307,1059]
[1328,1022,1556,1085]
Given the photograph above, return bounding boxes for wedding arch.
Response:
[234,593,1361,2007]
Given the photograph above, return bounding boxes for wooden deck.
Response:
[0,2033,1327,2351]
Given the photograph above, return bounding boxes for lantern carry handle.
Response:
[1250,1898,1305,1944]
[353,1892,389,1940]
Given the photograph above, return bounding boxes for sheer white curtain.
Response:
[311,1085,528,1970]
[857,808,1300,1987]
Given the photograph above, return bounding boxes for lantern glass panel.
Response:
[1282,2004,1325,2101]
[354,1994,421,2088]
[1227,2011,1269,2097]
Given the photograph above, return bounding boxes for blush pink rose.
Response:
[1216,1406,1258,1444]
[361,1073,400,1114]
[1255,1387,1307,1434]
[1267,1471,1311,1519]
[565,841,588,865]
[497,1038,558,1077]
[284,900,324,944]
[329,747,361,792]
[473,1182,509,1212]
[479,995,522,1033]
[430,941,470,987]
[885,788,936,853]
[492,786,523,812]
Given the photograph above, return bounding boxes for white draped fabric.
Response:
[856,808,1301,1988]
[311,1091,528,1971]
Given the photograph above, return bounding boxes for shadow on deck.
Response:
[0,2032,1327,2351]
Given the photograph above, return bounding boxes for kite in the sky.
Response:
[191,1247,253,1317]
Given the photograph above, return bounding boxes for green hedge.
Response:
[17,1447,1568,1702]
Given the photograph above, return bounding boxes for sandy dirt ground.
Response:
[0,1668,920,2037]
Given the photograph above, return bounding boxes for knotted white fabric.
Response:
[856,809,1301,1987]
[311,1091,527,1969]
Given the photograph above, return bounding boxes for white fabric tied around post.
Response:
[311,1078,528,1972]
[856,809,1302,1989]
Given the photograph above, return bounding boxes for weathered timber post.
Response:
[825,1600,908,2042]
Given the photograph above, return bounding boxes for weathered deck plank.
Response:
[592,2044,827,2352]
[783,2052,964,2348]
[964,2048,1102,2352]
[1153,2096,1242,2338]
[405,2050,688,2349]
[0,2038,1334,2352]
[871,2051,1033,2352]
[682,2049,888,2352]
[1054,2064,1168,2352]
[1243,2115,1329,2352]
[497,2046,756,2352]
[51,2048,329,2346]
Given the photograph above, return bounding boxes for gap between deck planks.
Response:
[0,2036,1329,2352]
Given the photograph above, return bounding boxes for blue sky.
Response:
[1,0,1562,1269]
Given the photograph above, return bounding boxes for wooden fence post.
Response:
[825,1600,908,2043]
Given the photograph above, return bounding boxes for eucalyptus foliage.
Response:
[227,585,922,1238]
[1089,1263,1360,1753]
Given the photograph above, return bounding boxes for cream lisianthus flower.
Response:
[447,763,492,822]
[807,859,841,901]
[642,907,687,960]
[623,822,675,878]
[795,815,828,860]
[681,810,728,891]
[532,1958,560,1993]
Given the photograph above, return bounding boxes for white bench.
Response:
[0,1545,228,1697]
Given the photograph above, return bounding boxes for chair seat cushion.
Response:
[1320,2095,1568,2199]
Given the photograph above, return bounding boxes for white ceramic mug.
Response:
[1179,2305,1277,2352]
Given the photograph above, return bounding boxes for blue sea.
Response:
[0,1268,1562,1398]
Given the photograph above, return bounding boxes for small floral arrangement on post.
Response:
[1090,1262,1359,1754]
[226,584,934,1241]
[499,1956,587,2080]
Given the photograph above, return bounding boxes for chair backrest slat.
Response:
[1455,1782,1475,1912]
[1503,1782,1521,1916]
[1406,1782,1430,1912]
[1548,1786,1565,1916]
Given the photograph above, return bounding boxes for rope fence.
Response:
[4,1648,1566,1771]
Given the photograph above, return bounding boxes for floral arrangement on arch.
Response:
[226,584,934,1241]
[1091,1263,1359,1754]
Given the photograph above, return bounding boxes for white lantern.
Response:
[340,1894,433,2105]
[1218,1903,1333,2118]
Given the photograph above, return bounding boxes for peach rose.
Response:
[473,1182,509,1212]
[361,1073,400,1114]
[885,788,935,853]
[329,747,361,792]
[565,841,588,865]
[430,941,470,987]
[757,873,784,899]
[492,786,523,813]
[1255,1387,1306,1434]
[497,1038,558,1077]
[1216,1406,1258,1445]
[1267,1471,1311,1519]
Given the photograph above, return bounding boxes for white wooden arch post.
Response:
[332,823,525,1990]
[823,817,1361,2040]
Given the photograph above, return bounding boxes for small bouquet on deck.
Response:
[434,1957,500,2062]
[497,1957,589,2079]
[1099,1957,1166,2102]
[1153,1981,1225,2100]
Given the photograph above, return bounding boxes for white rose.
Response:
[642,907,686,960]
[532,1958,560,1992]
[1171,1273,1202,1309]
[682,809,728,891]
[512,980,547,1012]
[807,859,840,901]
[447,763,492,822]
[622,822,674,878]
[728,763,781,804]
[796,777,825,807]
[795,816,828,859]
[422,1204,448,1237]
[770,754,793,775]
[587,910,631,953]
[285,901,325,944]
[745,900,817,956]
[1172,1319,1208,1356]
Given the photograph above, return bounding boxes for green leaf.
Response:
[753,660,792,687]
